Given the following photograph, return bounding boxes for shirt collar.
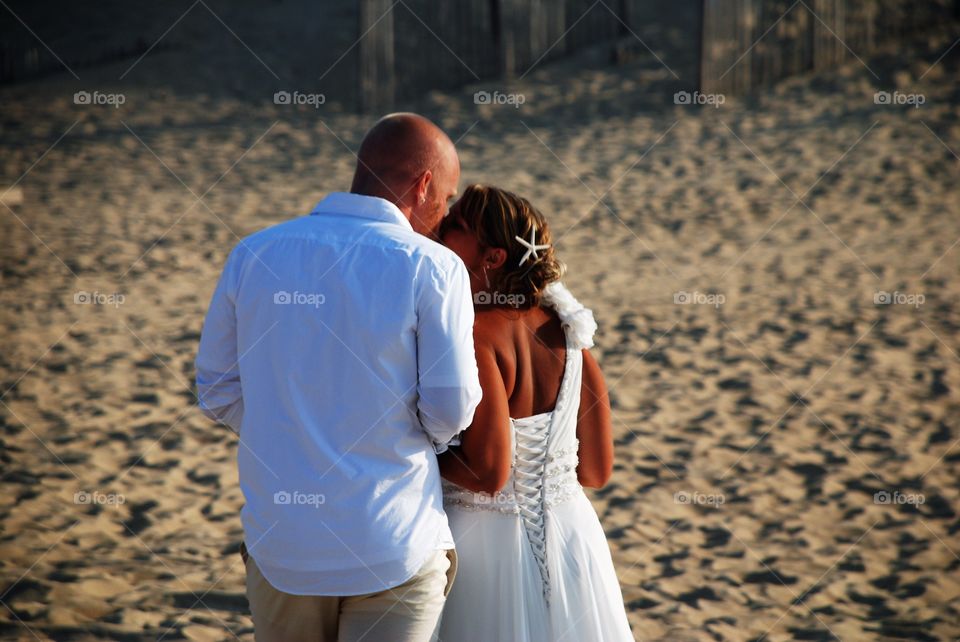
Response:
[310,192,412,231]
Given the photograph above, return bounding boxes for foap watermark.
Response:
[874,290,924,308]
[74,291,126,308]
[274,290,326,308]
[474,90,526,108]
[475,493,515,509]
[274,490,325,508]
[874,91,925,108]
[674,90,725,108]
[74,90,126,108]
[274,90,326,108]
[473,290,526,307]
[674,290,725,308]
[74,490,125,506]
[874,490,925,506]
[674,490,725,507]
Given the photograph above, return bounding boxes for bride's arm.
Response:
[576,349,614,488]
[438,342,512,494]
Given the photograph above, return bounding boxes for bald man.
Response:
[196,113,482,641]
[350,113,461,239]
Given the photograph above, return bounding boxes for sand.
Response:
[1,9,958,642]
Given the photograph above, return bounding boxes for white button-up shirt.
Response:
[195,192,482,596]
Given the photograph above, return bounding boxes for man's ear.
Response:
[485,247,508,270]
[414,169,433,204]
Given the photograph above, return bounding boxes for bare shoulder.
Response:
[473,308,512,349]
[473,309,509,345]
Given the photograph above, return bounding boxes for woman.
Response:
[437,185,634,641]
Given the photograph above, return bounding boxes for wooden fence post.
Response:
[696,0,706,92]
[358,0,395,113]
[489,0,503,75]
[530,0,547,68]
[617,0,630,36]
[498,0,523,78]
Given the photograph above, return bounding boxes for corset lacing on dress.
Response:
[441,418,581,603]
[442,281,597,604]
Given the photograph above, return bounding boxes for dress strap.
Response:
[540,281,594,416]
[540,282,597,351]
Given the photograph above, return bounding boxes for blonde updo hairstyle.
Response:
[446,184,564,308]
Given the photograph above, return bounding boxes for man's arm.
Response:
[195,247,244,434]
[416,258,482,452]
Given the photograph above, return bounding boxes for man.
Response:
[195,113,482,641]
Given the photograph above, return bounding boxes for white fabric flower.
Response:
[541,282,597,350]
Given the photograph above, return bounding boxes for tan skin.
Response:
[437,211,614,494]
[349,112,460,240]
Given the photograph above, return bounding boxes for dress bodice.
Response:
[442,282,597,601]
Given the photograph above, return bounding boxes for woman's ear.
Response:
[485,247,508,270]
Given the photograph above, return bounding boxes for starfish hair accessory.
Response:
[514,227,551,267]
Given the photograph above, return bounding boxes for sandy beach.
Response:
[1,7,959,640]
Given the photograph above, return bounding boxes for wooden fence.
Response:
[700,0,959,95]
[0,1,175,87]
[358,0,631,111]
[0,38,162,86]
[2,1,956,103]
[359,0,959,110]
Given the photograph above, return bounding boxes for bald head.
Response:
[350,113,460,239]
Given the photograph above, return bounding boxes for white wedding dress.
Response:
[439,283,634,642]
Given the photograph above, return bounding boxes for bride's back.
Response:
[476,305,567,419]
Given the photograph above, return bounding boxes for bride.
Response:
[437,185,634,641]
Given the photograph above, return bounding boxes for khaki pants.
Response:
[245,548,457,642]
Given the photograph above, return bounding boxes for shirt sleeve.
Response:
[195,246,245,434]
[415,257,483,453]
